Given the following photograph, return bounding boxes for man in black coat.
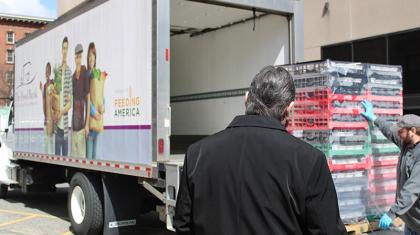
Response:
[174,66,346,235]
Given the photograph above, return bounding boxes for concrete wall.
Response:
[58,0,86,17]
[304,0,420,61]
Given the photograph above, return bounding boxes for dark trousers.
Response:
[406,226,420,235]
[55,128,68,156]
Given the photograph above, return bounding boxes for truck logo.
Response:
[16,61,37,90]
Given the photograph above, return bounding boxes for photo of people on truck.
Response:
[36,39,109,160]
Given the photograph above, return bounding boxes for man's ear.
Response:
[287,101,294,114]
[282,101,294,119]
[410,127,416,136]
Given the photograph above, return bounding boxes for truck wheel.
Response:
[68,173,103,235]
[0,184,7,199]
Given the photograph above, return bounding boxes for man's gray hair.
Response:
[245,65,295,121]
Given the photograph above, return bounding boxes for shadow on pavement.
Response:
[4,186,69,219]
[3,185,175,234]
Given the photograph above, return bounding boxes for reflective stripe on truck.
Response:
[14,151,155,178]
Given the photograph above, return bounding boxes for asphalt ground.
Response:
[0,185,174,235]
[0,185,404,235]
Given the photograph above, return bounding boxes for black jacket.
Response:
[174,115,346,235]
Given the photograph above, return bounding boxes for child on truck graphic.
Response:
[39,62,54,154]
[86,42,107,159]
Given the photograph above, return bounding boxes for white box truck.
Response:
[0,0,303,234]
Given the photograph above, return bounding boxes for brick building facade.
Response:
[0,14,52,106]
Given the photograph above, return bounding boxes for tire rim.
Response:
[71,186,86,224]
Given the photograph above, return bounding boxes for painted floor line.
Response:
[0,209,64,220]
[60,231,73,235]
[0,215,38,228]
[0,209,38,216]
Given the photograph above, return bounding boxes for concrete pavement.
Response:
[0,186,174,235]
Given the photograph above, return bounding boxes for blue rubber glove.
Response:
[361,100,377,122]
[379,213,393,230]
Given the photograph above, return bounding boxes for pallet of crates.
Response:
[287,60,373,223]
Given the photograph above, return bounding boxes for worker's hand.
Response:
[379,213,393,230]
[361,100,377,122]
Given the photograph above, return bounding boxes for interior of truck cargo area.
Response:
[169,0,291,154]
[170,0,268,37]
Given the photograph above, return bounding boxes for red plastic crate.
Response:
[368,194,395,207]
[293,101,364,116]
[295,87,367,102]
[294,88,402,115]
[294,90,366,115]
[328,156,371,172]
[292,114,368,130]
[369,166,397,181]
[368,93,403,102]
[373,108,402,115]
[369,180,397,193]
[369,92,403,115]
[293,100,328,115]
[371,155,399,167]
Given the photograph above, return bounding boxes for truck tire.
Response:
[68,173,103,235]
[0,184,7,199]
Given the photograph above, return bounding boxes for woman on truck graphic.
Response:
[39,62,54,154]
[86,42,107,159]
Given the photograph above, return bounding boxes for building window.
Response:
[322,43,352,62]
[5,71,13,86]
[6,31,14,44]
[6,50,14,64]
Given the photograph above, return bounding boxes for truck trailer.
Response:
[0,0,303,234]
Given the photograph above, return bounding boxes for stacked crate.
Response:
[284,60,403,222]
[366,64,402,217]
[284,60,371,223]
